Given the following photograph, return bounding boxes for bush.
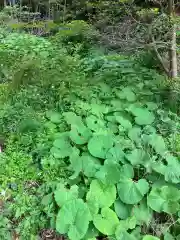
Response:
[54,20,98,42]
[134,50,162,71]
[51,20,99,56]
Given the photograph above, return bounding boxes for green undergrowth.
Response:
[0,23,180,240]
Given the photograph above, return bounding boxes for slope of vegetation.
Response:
[0,18,180,240]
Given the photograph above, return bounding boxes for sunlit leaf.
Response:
[56,199,91,240]
[88,134,114,159]
[147,186,180,214]
[93,207,119,235]
[54,184,78,207]
[86,180,116,208]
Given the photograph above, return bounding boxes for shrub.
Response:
[53,20,98,43]
[46,80,180,240]
[51,20,99,56]
[134,50,162,71]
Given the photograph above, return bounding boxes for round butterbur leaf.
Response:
[54,185,78,207]
[86,180,116,208]
[120,164,134,180]
[86,115,105,131]
[106,145,125,163]
[56,199,91,240]
[133,200,153,225]
[50,147,63,159]
[143,236,160,240]
[126,148,146,166]
[83,223,99,240]
[147,186,180,214]
[63,112,84,127]
[118,179,149,204]
[107,122,119,134]
[115,223,136,240]
[93,207,119,235]
[149,134,166,155]
[52,135,72,158]
[49,112,62,124]
[114,198,132,219]
[165,159,180,184]
[70,125,92,145]
[128,127,141,143]
[116,116,132,130]
[88,135,114,159]
[70,153,101,179]
[87,196,99,220]
[95,160,121,185]
[146,102,158,110]
[129,107,155,125]
[116,87,136,102]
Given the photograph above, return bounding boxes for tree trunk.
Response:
[168,0,178,78]
[63,0,67,23]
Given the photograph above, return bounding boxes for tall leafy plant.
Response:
[45,82,180,240]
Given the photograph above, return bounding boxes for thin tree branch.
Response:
[151,35,169,75]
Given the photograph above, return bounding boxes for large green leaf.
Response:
[116,116,132,130]
[90,103,109,117]
[143,125,156,135]
[110,99,124,111]
[119,164,134,180]
[50,147,63,159]
[116,87,136,102]
[49,112,62,124]
[86,195,99,220]
[146,102,158,111]
[88,134,114,159]
[131,227,142,240]
[51,134,72,158]
[107,122,119,134]
[115,228,136,240]
[114,136,135,151]
[126,148,146,166]
[54,184,78,207]
[143,236,160,240]
[70,125,92,145]
[128,127,141,143]
[148,134,166,155]
[147,186,180,214]
[93,207,119,235]
[56,199,91,240]
[165,155,180,183]
[128,106,155,125]
[83,223,99,240]
[69,153,101,179]
[114,198,132,219]
[95,160,121,184]
[86,180,116,208]
[118,166,149,204]
[63,112,84,127]
[164,232,175,240]
[86,115,105,131]
[133,200,153,225]
[115,217,137,240]
[121,216,137,229]
[106,144,125,163]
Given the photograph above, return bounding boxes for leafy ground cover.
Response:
[0,21,180,240]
